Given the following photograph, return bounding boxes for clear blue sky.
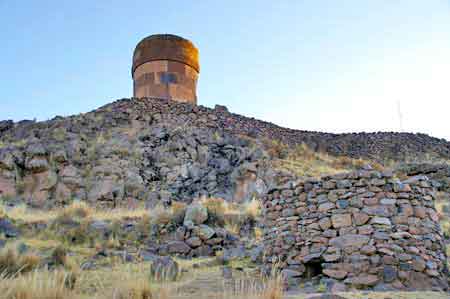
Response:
[1,1,449,140]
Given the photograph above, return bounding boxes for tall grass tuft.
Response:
[0,248,41,276]
[0,269,76,299]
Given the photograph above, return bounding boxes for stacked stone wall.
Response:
[262,170,448,291]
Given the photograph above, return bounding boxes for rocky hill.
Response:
[1,98,450,208]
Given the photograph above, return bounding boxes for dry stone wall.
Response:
[262,170,449,291]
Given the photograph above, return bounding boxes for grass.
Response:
[0,201,149,224]
[149,203,186,226]
[201,197,226,225]
[244,198,262,221]
[0,264,447,299]
[0,269,77,299]
[0,247,41,276]
[0,195,448,299]
[268,142,385,178]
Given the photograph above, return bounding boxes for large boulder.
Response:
[183,203,208,226]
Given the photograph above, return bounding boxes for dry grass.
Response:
[170,201,187,225]
[0,201,149,224]
[201,197,226,225]
[271,142,384,178]
[244,198,262,221]
[149,205,173,225]
[333,291,450,299]
[224,271,284,299]
[0,254,447,299]
[0,247,41,276]
[94,266,159,299]
[148,202,187,226]
[0,269,77,299]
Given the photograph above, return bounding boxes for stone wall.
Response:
[262,170,449,291]
[133,61,198,104]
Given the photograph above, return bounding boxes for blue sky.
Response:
[1,1,449,140]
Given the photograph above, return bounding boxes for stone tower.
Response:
[132,34,200,104]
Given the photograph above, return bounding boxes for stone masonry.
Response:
[262,170,449,291]
[132,34,199,104]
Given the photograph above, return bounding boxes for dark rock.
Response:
[336,199,349,209]
[186,237,202,248]
[0,218,19,238]
[193,245,213,257]
[167,241,191,254]
[383,265,397,282]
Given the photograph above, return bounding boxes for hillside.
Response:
[1,98,450,208]
[1,98,450,297]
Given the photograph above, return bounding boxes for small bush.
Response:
[245,198,261,221]
[136,215,151,237]
[50,245,68,267]
[170,201,187,225]
[53,201,92,226]
[0,248,41,276]
[62,201,92,219]
[69,223,92,245]
[150,205,172,225]
[201,197,226,225]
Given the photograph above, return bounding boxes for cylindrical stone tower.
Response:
[132,34,199,104]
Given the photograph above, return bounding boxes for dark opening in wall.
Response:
[304,261,323,278]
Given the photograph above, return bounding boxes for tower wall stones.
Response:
[262,170,449,291]
[132,34,199,104]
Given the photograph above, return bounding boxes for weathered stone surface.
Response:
[329,234,370,249]
[352,212,369,226]
[0,218,19,238]
[319,217,332,230]
[331,214,352,228]
[370,217,391,226]
[323,269,348,279]
[360,245,376,255]
[167,241,191,254]
[411,257,426,272]
[185,237,202,248]
[281,269,303,278]
[195,224,215,240]
[336,199,349,209]
[318,202,335,213]
[344,274,379,287]
[383,265,397,282]
[184,203,208,226]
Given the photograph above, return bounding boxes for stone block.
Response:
[331,214,352,228]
